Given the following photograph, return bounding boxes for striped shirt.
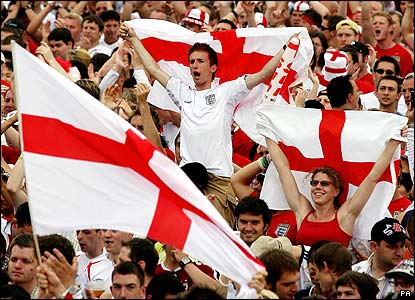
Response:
[352,253,394,299]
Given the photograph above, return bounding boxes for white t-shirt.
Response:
[99,36,122,53]
[166,76,250,177]
[76,250,113,291]
[360,92,407,115]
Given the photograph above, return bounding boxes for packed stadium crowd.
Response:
[1,1,414,299]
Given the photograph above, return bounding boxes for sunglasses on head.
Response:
[375,68,395,75]
[310,180,333,187]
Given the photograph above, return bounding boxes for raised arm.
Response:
[401,2,414,51]
[265,137,312,223]
[6,158,28,208]
[361,1,376,46]
[135,83,167,155]
[119,23,170,88]
[245,47,284,90]
[339,139,401,229]
[230,158,265,199]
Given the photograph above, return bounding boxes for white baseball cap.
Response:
[182,8,209,26]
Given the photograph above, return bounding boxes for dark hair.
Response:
[146,273,185,299]
[15,202,31,228]
[340,45,359,64]
[327,75,353,109]
[0,284,31,299]
[217,18,237,29]
[188,43,218,80]
[70,59,88,79]
[373,56,400,76]
[235,196,271,227]
[326,15,346,31]
[306,240,330,263]
[48,27,74,46]
[313,242,352,275]
[179,285,224,299]
[304,99,325,109]
[82,15,104,31]
[336,270,379,299]
[310,31,328,68]
[2,34,27,49]
[90,53,110,72]
[99,10,121,23]
[181,162,209,193]
[121,238,159,276]
[5,61,13,72]
[376,75,402,93]
[112,261,144,286]
[303,9,322,27]
[38,234,75,265]
[259,249,299,293]
[310,167,344,208]
[10,234,35,254]
[123,77,137,90]
[1,26,23,37]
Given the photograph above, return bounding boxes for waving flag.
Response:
[129,19,313,144]
[12,43,264,290]
[257,104,407,240]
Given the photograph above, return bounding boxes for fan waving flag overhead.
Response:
[130,19,313,144]
[12,43,264,291]
[257,104,407,240]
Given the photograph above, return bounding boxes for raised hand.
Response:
[120,22,137,41]
[101,84,122,110]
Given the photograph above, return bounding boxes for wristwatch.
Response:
[61,285,82,299]
[179,257,192,269]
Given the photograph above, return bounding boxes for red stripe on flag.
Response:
[142,31,273,84]
[279,110,395,205]
[21,114,260,263]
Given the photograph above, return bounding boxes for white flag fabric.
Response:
[257,104,407,240]
[128,19,313,145]
[12,43,264,289]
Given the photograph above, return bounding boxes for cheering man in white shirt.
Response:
[119,23,286,229]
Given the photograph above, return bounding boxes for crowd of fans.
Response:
[1,1,414,299]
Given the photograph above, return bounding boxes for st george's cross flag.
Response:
[12,43,264,291]
[257,104,407,240]
[129,19,313,144]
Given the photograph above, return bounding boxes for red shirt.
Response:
[388,196,412,219]
[232,127,255,160]
[356,78,375,94]
[375,43,414,77]
[296,211,351,247]
[267,210,297,244]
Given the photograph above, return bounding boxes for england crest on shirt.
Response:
[205,94,216,105]
[275,224,290,237]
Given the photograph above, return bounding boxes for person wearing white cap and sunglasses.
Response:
[119,22,286,229]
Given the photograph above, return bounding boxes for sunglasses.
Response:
[375,68,395,75]
[320,25,331,31]
[389,279,413,289]
[310,180,333,187]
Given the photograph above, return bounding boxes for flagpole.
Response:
[11,41,48,295]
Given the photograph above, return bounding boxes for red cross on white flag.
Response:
[12,43,264,290]
[129,19,313,144]
[257,104,407,240]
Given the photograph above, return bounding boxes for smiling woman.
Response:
[265,136,402,247]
